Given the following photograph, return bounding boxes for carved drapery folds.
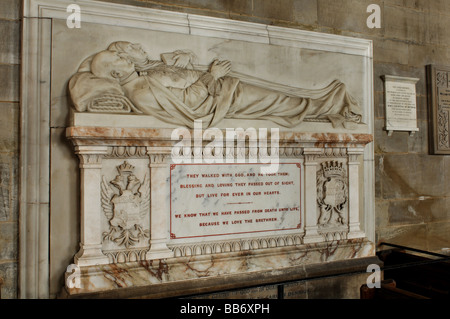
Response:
[68,41,363,130]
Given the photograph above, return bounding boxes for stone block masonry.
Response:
[0,0,20,299]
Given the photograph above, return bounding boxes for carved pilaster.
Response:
[74,146,110,266]
[146,148,174,260]
[302,147,323,244]
[346,147,365,239]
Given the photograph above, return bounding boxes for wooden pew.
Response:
[379,249,450,299]
[361,279,429,299]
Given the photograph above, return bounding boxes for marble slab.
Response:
[62,121,373,296]
[64,238,375,296]
[169,163,302,239]
[382,75,419,136]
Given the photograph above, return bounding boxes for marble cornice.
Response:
[66,125,373,148]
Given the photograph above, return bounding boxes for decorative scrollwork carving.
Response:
[104,249,148,263]
[317,161,348,227]
[436,71,448,88]
[169,234,304,257]
[101,161,150,250]
[106,146,147,158]
[438,110,449,149]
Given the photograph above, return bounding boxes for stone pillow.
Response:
[68,71,133,113]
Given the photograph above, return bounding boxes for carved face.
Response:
[123,43,148,62]
[91,50,135,80]
[113,53,135,75]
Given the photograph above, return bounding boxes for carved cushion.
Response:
[87,94,135,113]
[68,72,128,112]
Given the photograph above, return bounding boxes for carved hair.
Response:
[108,41,163,72]
[107,41,130,54]
[91,50,120,80]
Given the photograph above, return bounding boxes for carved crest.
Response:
[436,71,448,88]
[101,161,150,248]
[317,161,348,226]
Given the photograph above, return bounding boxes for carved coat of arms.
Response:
[101,161,150,248]
[317,161,348,226]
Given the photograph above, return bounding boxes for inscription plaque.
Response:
[170,163,302,239]
[428,65,450,154]
[382,75,419,136]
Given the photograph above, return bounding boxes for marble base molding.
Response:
[63,238,375,296]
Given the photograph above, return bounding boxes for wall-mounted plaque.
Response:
[427,65,450,155]
[382,75,420,136]
[170,163,302,239]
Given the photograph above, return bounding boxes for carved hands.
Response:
[171,50,196,69]
[209,59,232,80]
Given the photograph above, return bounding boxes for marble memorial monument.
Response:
[21,0,376,298]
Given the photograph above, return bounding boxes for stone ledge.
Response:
[70,112,371,135]
[66,124,373,148]
[60,238,375,298]
[59,255,381,299]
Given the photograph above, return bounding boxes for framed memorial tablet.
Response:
[382,75,419,137]
[427,65,450,155]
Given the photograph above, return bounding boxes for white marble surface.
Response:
[64,238,375,295]
[65,126,372,267]
[383,75,419,134]
[169,163,302,239]
[70,112,370,134]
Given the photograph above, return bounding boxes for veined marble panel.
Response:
[169,162,302,239]
[65,238,374,296]
[64,123,373,297]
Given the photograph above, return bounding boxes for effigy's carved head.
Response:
[108,41,148,64]
[91,50,135,81]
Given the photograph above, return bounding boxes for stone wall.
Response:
[0,0,20,299]
[0,0,449,298]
